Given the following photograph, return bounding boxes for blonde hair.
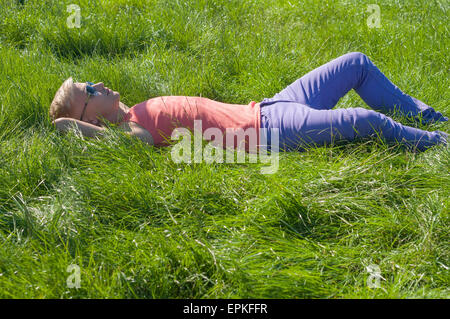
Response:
[49,77,76,121]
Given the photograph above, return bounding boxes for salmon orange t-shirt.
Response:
[122,96,261,153]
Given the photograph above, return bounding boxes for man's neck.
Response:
[114,102,130,123]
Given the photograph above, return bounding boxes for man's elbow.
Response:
[52,117,70,132]
[127,131,154,146]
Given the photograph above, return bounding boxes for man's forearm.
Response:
[52,118,105,138]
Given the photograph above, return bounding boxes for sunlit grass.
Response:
[0,0,448,298]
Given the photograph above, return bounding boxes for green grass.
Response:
[0,0,449,298]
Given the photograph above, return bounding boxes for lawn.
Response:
[0,0,448,298]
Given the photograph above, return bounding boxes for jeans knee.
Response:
[353,108,384,135]
[344,52,371,67]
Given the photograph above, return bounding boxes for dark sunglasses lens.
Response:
[86,85,96,94]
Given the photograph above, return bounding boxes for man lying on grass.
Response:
[50,52,448,153]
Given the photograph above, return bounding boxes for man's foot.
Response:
[435,130,448,146]
[415,108,449,125]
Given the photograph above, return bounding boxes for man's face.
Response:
[70,82,120,126]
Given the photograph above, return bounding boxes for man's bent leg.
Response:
[262,52,448,124]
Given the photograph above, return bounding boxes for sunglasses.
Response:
[80,82,100,121]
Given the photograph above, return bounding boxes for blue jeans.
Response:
[260,52,448,152]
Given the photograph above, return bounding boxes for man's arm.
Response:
[52,117,105,138]
[52,117,155,146]
[117,121,154,146]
